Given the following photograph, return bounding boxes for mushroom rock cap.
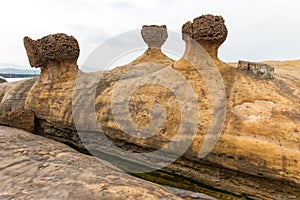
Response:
[182,14,228,59]
[24,33,80,68]
[141,25,168,49]
[182,21,193,41]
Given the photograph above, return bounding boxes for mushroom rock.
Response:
[132,24,172,64]
[178,14,235,96]
[141,25,168,49]
[91,24,172,89]
[24,33,80,141]
[91,25,175,149]
[92,24,172,100]
[170,15,300,199]
[23,33,79,83]
[129,25,171,64]
[182,14,228,60]
[169,15,231,161]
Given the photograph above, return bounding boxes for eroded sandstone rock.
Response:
[75,25,174,151]
[23,33,79,69]
[182,14,228,59]
[141,25,168,49]
[23,34,79,144]
[0,110,34,132]
[233,100,276,122]
[0,79,36,133]
[0,78,36,114]
[0,126,181,200]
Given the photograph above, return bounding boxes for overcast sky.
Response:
[0,0,299,69]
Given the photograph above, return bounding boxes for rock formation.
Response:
[76,16,300,199]
[0,78,36,114]
[91,25,175,151]
[182,14,228,59]
[0,126,182,200]
[0,110,34,132]
[23,33,79,69]
[0,76,6,83]
[169,15,300,199]
[141,25,168,49]
[0,15,299,199]
[23,33,79,84]
[23,33,80,145]
[0,78,36,133]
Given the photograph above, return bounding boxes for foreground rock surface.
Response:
[0,126,182,200]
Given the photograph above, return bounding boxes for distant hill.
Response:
[0,63,40,78]
[0,63,40,74]
[0,68,40,75]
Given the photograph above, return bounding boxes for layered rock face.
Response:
[0,79,36,131]
[0,110,34,132]
[0,15,299,199]
[0,78,36,114]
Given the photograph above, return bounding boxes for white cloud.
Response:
[0,0,299,68]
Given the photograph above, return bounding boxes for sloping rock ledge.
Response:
[0,126,185,200]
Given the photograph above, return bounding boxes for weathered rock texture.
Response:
[0,78,36,114]
[0,126,182,200]
[141,25,168,49]
[23,33,80,145]
[182,14,228,59]
[169,15,300,199]
[0,110,34,132]
[90,25,174,152]
[23,33,80,69]
[0,79,36,133]
[0,16,300,200]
